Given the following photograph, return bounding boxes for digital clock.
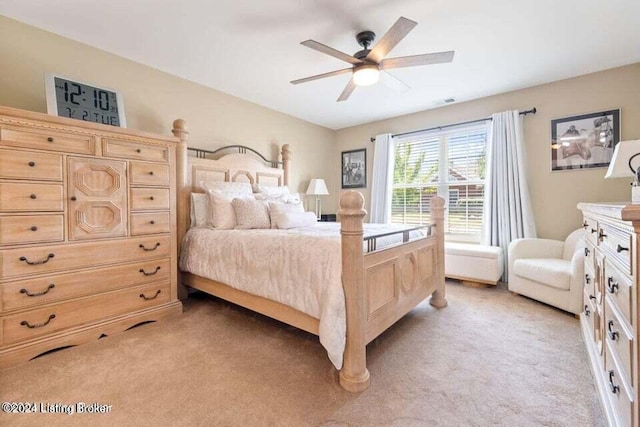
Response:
[45,73,126,127]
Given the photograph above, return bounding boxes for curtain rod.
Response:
[369,107,537,142]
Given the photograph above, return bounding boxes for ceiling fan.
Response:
[291,17,455,102]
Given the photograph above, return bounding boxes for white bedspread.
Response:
[179,223,425,369]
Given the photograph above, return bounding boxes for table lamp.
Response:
[605,139,640,203]
[306,178,329,220]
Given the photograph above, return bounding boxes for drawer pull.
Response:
[589,294,596,300]
[21,314,55,329]
[584,247,590,257]
[149,196,155,201]
[19,253,55,265]
[30,226,38,232]
[139,266,161,276]
[47,137,54,143]
[607,320,619,341]
[139,290,161,301]
[607,277,619,293]
[28,161,35,167]
[590,228,597,234]
[136,149,141,153]
[582,221,588,229]
[585,274,591,284]
[150,220,155,225]
[608,370,620,394]
[30,194,37,199]
[139,242,160,251]
[584,305,590,317]
[70,196,77,201]
[20,284,55,297]
[598,229,607,240]
[149,171,154,175]
[616,244,629,253]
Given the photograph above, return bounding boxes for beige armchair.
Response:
[508,230,585,315]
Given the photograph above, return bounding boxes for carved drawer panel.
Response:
[130,188,170,211]
[605,343,634,427]
[1,258,171,312]
[0,182,63,212]
[584,264,595,300]
[605,260,633,327]
[130,162,170,187]
[584,240,595,272]
[0,149,62,181]
[599,221,632,275]
[584,216,599,245]
[130,212,170,236]
[0,126,95,155]
[1,282,170,345]
[103,139,169,163]
[0,235,171,279]
[0,215,64,246]
[605,297,634,390]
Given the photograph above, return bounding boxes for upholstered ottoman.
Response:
[445,243,504,287]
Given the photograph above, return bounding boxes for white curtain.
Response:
[483,110,536,278]
[370,133,395,223]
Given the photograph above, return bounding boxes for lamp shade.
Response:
[605,140,640,179]
[306,178,329,196]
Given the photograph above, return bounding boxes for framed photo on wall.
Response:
[551,109,620,171]
[342,148,367,188]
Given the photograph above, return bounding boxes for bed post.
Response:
[338,190,370,392]
[429,195,448,308]
[281,144,291,186]
[172,119,189,300]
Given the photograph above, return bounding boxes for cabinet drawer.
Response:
[604,261,633,327]
[583,216,598,245]
[1,258,171,312]
[599,222,632,274]
[131,212,170,235]
[0,126,95,155]
[605,297,633,389]
[130,188,170,211]
[605,343,634,427]
[584,241,595,272]
[0,183,63,212]
[0,235,171,279]
[1,282,170,345]
[584,265,595,300]
[130,162,170,187]
[0,149,63,181]
[0,215,64,246]
[103,139,169,163]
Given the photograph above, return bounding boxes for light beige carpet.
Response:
[1,282,603,426]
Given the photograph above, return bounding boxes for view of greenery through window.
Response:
[391,126,487,239]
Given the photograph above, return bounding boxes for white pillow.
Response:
[274,211,317,229]
[253,184,290,197]
[232,198,271,229]
[269,202,305,229]
[202,181,252,195]
[208,190,253,229]
[190,193,209,228]
[255,192,302,204]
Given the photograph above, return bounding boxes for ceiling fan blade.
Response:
[380,71,411,93]
[291,68,353,85]
[366,17,417,63]
[337,77,357,102]
[301,40,363,65]
[380,51,455,70]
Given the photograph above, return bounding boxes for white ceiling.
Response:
[1,0,639,129]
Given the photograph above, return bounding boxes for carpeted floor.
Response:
[1,282,603,426]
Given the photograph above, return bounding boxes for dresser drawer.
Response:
[131,212,171,235]
[103,139,169,163]
[0,126,95,155]
[604,260,633,326]
[0,215,64,246]
[0,149,63,181]
[0,183,63,212]
[599,222,632,275]
[605,343,634,427]
[130,188,170,211]
[584,265,595,300]
[1,258,171,312]
[584,241,595,272]
[584,216,598,245]
[0,235,171,279]
[1,282,170,345]
[605,297,633,389]
[583,293,596,338]
[130,162,170,187]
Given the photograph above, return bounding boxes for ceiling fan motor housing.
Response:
[356,30,376,48]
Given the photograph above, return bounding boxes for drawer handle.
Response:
[21,314,55,329]
[149,171,154,175]
[150,220,155,225]
[30,194,37,199]
[582,221,588,229]
[30,226,38,232]
[149,196,155,200]
[590,228,597,234]
[608,370,620,394]
[589,294,596,301]
[47,137,54,143]
[607,320,619,341]
[584,305,590,317]
[607,276,619,293]
[598,229,607,240]
[70,196,77,201]
[139,266,161,276]
[139,290,161,301]
[139,242,160,251]
[136,148,141,153]
[28,161,36,167]
[585,274,591,284]
[20,283,55,297]
[616,244,629,253]
[584,247,590,257]
[19,253,55,265]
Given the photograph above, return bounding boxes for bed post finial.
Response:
[338,190,370,392]
[429,195,448,308]
[281,144,291,186]
[172,119,189,300]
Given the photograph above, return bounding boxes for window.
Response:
[391,123,488,241]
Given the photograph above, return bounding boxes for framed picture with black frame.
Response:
[551,109,620,171]
[341,148,367,188]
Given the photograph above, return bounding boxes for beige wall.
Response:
[335,63,640,240]
[0,16,337,209]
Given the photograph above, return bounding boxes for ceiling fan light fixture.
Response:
[353,64,380,86]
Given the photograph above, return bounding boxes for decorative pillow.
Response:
[232,198,271,229]
[207,190,253,229]
[190,193,209,228]
[254,191,301,204]
[202,181,252,195]
[253,184,290,197]
[269,202,305,229]
[273,211,317,229]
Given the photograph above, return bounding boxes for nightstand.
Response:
[320,214,337,222]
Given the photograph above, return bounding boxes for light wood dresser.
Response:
[0,106,182,368]
[579,202,639,426]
